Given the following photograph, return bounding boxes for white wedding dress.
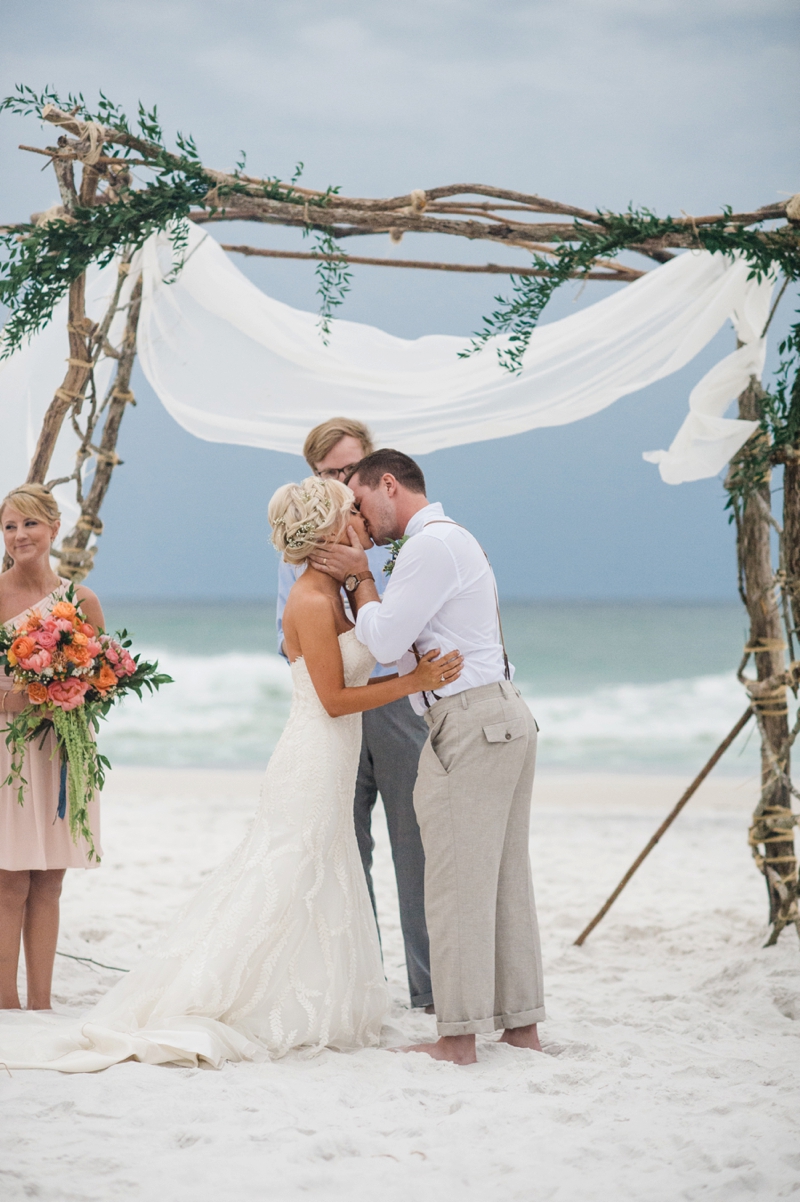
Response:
[0,629,389,1071]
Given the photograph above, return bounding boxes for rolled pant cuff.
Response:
[436,1006,546,1037]
[411,992,434,1009]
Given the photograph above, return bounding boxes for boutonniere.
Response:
[383,535,410,576]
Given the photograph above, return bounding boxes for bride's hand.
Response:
[412,648,464,693]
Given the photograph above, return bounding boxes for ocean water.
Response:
[98,599,760,776]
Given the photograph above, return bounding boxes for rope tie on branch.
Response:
[744,638,787,653]
[66,358,93,369]
[75,515,103,534]
[67,320,96,336]
[111,388,135,404]
[54,387,85,403]
[41,105,106,165]
[54,545,96,566]
[91,448,122,466]
[31,205,74,227]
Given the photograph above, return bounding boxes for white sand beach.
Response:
[2,767,799,1202]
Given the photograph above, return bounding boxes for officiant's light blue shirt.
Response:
[275,543,396,678]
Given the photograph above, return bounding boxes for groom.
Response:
[276,419,432,1012]
[310,449,545,1064]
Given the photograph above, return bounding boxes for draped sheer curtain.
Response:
[0,224,774,544]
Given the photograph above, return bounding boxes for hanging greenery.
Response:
[2,85,796,371]
[462,209,800,373]
[0,86,348,356]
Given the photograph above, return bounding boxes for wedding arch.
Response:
[1,87,798,945]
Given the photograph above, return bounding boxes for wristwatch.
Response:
[344,571,375,594]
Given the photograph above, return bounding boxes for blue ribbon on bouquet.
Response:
[57,760,67,820]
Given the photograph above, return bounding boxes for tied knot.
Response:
[42,104,107,165]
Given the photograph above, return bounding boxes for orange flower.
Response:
[10,635,36,663]
[89,662,118,692]
[52,601,76,621]
[64,643,92,668]
[27,682,49,705]
[25,610,42,631]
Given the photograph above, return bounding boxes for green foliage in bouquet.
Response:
[0,585,172,861]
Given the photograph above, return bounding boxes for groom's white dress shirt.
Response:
[355,502,512,716]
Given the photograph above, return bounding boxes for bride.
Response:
[0,477,462,1071]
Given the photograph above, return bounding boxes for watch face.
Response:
[344,575,358,592]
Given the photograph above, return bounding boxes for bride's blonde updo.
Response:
[268,476,354,565]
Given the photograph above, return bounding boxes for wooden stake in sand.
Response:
[573,707,755,946]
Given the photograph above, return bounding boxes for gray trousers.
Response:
[413,680,545,1036]
[354,696,432,1008]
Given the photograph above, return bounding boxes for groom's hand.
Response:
[309,526,369,583]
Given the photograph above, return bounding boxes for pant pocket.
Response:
[429,712,459,774]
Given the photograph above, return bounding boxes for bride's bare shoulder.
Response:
[284,584,337,631]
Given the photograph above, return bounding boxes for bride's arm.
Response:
[291,594,462,718]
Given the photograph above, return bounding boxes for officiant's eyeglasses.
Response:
[314,464,361,481]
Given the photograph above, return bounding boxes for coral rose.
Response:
[47,677,89,712]
[35,622,60,650]
[19,649,53,673]
[89,662,118,693]
[10,636,36,663]
[52,601,76,621]
[80,622,95,638]
[27,681,49,705]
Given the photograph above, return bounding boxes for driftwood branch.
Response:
[574,708,755,946]
[33,105,796,271]
[221,243,644,281]
[54,270,142,583]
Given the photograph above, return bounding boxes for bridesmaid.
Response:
[0,484,105,1011]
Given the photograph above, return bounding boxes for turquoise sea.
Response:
[99,600,759,775]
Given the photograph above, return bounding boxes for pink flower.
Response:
[47,677,89,712]
[80,622,95,638]
[121,652,136,676]
[19,649,52,673]
[36,622,61,650]
[86,638,102,658]
[104,644,120,665]
[54,618,74,634]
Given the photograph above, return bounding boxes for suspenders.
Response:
[410,520,511,709]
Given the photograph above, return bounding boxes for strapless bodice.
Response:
[289,628,375,718]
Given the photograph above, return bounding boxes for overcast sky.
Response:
[1,0,798,599]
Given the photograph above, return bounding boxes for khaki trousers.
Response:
[413,681,545,1036]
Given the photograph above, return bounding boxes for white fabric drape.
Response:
[0,222,773,501]
[133,224,771,481]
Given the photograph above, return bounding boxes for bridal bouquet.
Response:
[0,586,172,861]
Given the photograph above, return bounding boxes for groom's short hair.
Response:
[303,418,374,469]
[349,449,426,494]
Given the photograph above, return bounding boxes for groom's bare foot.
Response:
[401,1035,477,1064]
[498,1023,542,1051]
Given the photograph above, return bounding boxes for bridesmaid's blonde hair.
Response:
[269,477,354,565]
[0,483,61,527]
